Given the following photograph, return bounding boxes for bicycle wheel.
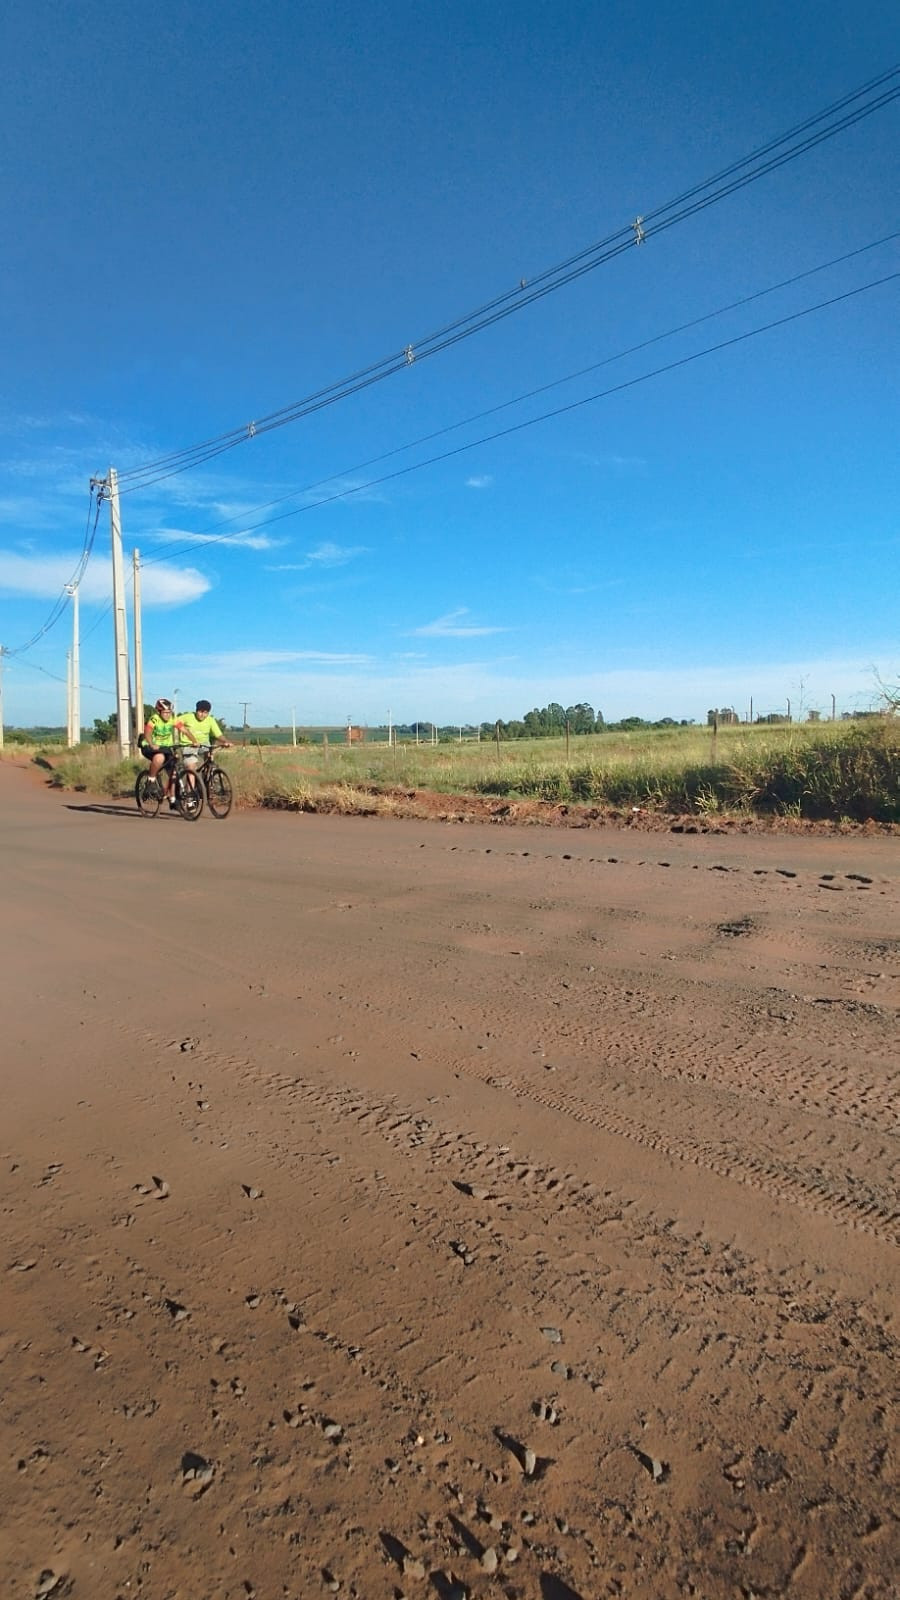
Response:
[176,775,204,820]
[135,771,162,817]
[205,766,233,819]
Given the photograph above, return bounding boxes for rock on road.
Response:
[1,762,897,1599]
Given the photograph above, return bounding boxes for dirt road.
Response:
[1,763,897,1599]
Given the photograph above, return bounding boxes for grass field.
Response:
[16,716,900,823]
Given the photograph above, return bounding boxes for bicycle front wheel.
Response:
[205,766,233,819]
[135,771,162,817]
[176,776,204,820]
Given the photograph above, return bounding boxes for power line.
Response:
[136,269,900,558]
[9,655,114,697]
[6,486,102,657]
[140,237,900,567]
[14,259,898,666]
[113,65,900,496]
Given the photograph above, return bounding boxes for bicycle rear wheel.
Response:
[205,766,233,819]
[135,771,162,817]
[176,775,204,820]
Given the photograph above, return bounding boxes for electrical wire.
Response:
[113,65,900,496]
[6,486,102,657]
[9,655,114,696]
[135,268,899,563]
[139,237,900,566]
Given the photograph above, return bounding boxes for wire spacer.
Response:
[632,216,646,245]
[404,344,415,365]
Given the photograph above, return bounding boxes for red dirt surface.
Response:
[1,763,897,1599]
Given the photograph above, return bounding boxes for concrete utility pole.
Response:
[132,549,144,746]
[66,650,73,744]
[64,582,81,745]
[92,470,131,757]
[72,582,80,744]
[291,707,297,747]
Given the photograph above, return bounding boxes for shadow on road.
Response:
[64,802,147,819]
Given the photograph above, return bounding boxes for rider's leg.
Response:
[164,753,177,803]
[149,751,167,791]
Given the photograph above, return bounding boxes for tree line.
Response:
[394,705,694,741]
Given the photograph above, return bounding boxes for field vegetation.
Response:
[13,715,900,824]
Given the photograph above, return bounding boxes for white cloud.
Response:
[465,474,493,489]
[266,541,368,572]
[0,550,209,607]
[145,526,282,551]
[174,649,373,671]
[411,608,508,638]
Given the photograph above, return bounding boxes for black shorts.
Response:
[141,740,174,766]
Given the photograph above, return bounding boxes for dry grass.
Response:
[28,717,900,823]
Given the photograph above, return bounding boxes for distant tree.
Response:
[92,712,117,744]
[566,703,596,733]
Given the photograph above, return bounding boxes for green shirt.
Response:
[181,711,223,746]
[146,712,188,748]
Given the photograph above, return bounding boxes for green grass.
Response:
[28,718,900,823]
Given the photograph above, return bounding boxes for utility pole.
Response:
[387,708,392,747]
[92,469,131,757]
[240,702,250,745]
[132,549,144,746]
[291,707,297,747]
[63,582,81,744]
[831,693,836,721]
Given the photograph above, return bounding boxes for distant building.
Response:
[707,707,739,725]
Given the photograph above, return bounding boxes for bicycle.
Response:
[135,748,204,820]
[196,747,233,819]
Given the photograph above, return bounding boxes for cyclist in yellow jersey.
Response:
[139,697,198,808]
[180,700,231,785]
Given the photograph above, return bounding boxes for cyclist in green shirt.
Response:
[181,700,231,784]
[139,698,198,807]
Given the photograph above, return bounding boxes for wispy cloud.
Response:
[145,525,283,552]
[411,608,508,638]
[174,649,374,671]
[0,550,209,606]
[266,541,367,572]
[465,474,493,489]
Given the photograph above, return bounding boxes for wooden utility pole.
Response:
[132,550,143,747]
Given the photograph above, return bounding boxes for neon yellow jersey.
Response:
[181,711,223,746]
[146,712,188,748]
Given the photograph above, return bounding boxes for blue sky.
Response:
[1,0,897,730]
